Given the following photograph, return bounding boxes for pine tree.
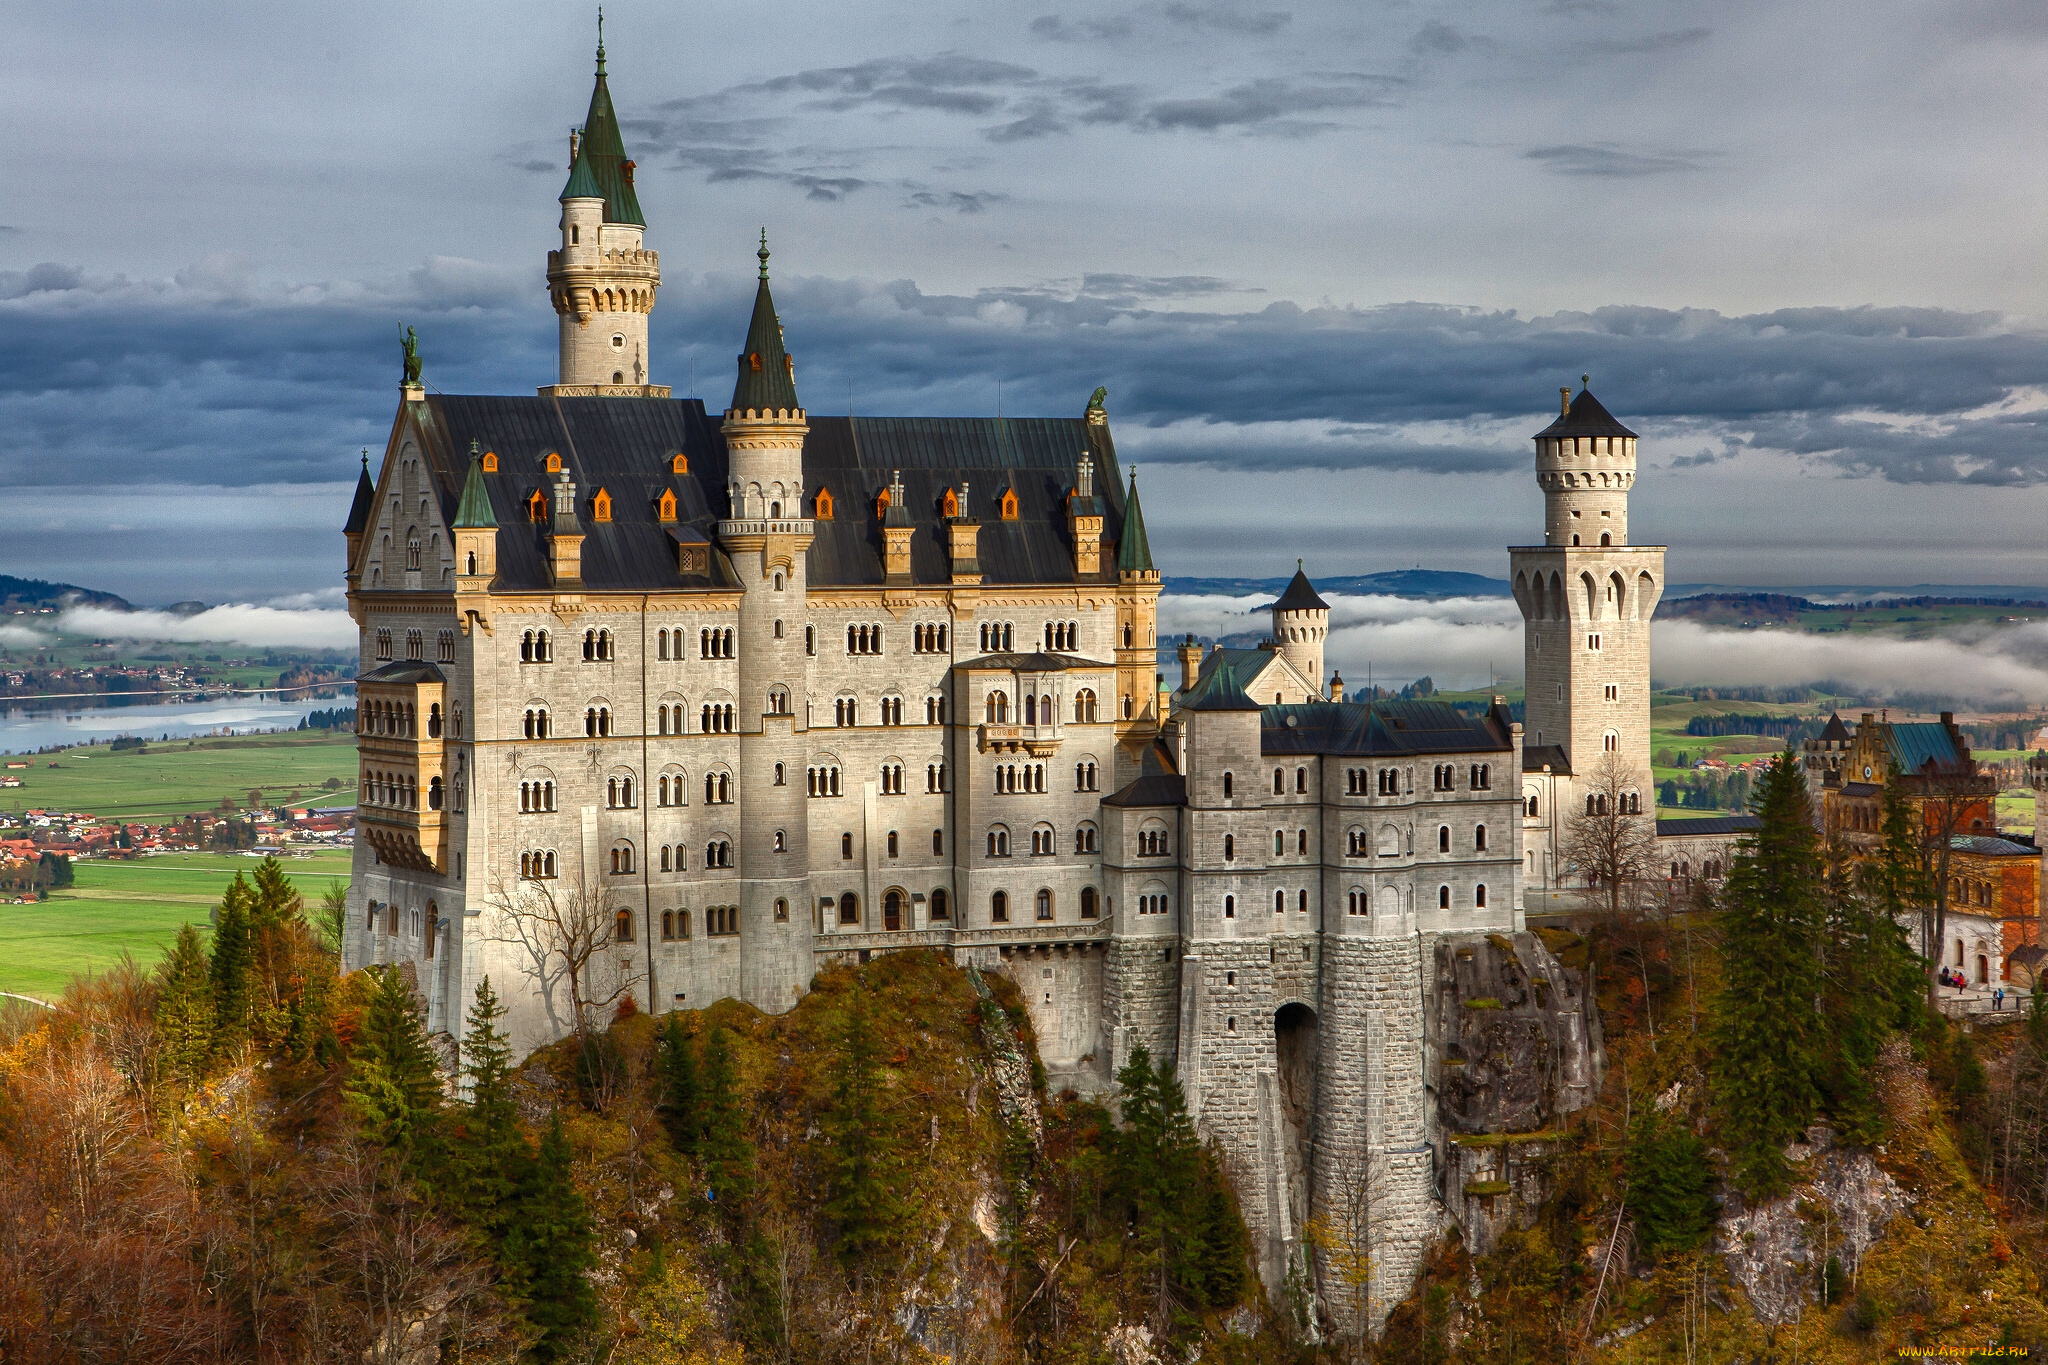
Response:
[1626,1111,1716,1256]
[155,922,216,1083]
[1185,1144,1251,1308]
[508,1110,598,1362]
[250,855,304,930]
[822,986,905,1270]
[343,965,445,1170]
[450,977,532,1232]
[655,1014,703,1157]
[1113,1044,1207,1312]
[699,1026,755,1212]
[209,871,256,1049]
[1710,753,1829,1197]
[1824,773,1927,1141]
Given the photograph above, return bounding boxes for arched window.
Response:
[842,832,854,859]
[992,890,1009,922]
[1439,885,1451,909]
[1439,825,1450,852]
[1223,834,1235,861]
[931,888,950,921]
[1275,830,1286,856]
[1476,884,1488,908]
[1275,890,1286,914]
[428,777,443,809]
[1080,887,1098,918]
[1074,689,1097,723]
[884,890,903,931]
[1274,768,1284,795]
[1036,889,1053,920]
[988,826,1010,857]
[1222,772,1234,798]
[615,909,633,942]
[1224,895,1235,919]
[986,691,1009,724]
[610,842,635,875]
[1475,824,1487,851]
[1526,795,1539,818]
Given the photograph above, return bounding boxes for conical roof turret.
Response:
[454,441,497,528]
[344,451,376,535]
[1273,562,1328,612]
[559,21,644,226]
[1115,469,1154,573]
[730,231,800,413]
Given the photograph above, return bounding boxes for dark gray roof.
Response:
[345,454,376,535]
[1819,712,1852,743]
[358,660,448,685]
[1841,781,1882,798]
[1116,471,1153,573]
[1272,565,1328,612]
[956,652,1114,672]
[1104,742,1186,807]
[1655,815,1762,837]
[397,396,1136,593]
[1259,699,1513,757]
[1534,387,1637,440]
[1522,744,1571,775]
[731,249,799,413]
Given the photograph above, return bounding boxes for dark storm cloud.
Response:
[1522,143,1716,177]
[8,264,2047,494]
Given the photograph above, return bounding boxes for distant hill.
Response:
[1164,569,1511,599]
[0,575,132,613]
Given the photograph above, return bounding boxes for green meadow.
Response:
[0,848,353,1003]
[4,731,357,821]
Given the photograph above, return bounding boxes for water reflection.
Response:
[0,686,356,754]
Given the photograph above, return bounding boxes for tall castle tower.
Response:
[1271,562,1330,697]
[1510,383,1664,795]
[720,235,815,1007]
[542,25,666,397]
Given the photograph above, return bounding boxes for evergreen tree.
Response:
[450,977,532,1231]
[508,1110,598,1362]
[655,1014,702,1157]
[821,986,905,1269]
[1709,753,1829,1197]
[1113,1045,1212,1312]
[208,871,256,1048]
[1626,1111,1716,1256]
[155,922,216,1083]
[1185,1145,1251,1308]
[699,1026,755,1212]
[249,855,304,930]
[1823,774,1927,1141]
[342,965,445,1170]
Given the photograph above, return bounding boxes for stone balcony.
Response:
[718,518,816,538]
[978,723,1064,756]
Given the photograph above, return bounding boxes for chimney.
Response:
[1329,670,1344,701]
[1178,634,1204,692]
[1560,386,1571,416]
[882,469,913,584]
[549,470,584,585]
[947,477,981,584]
[1068,451,1103,576]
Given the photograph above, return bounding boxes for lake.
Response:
[0,687,356,754]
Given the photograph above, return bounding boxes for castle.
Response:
[342,39,1665,1332]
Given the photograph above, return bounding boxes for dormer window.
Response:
[481,451,498,472]
[749,352,763,372]
[875,486,892,518]
[591,488,612,522]
[815,488,834,520]
[942,487,959,518]
[526,490,548,523]
[545,452,563,474]
[1000,489,1019,520]
[657,489,677,522]
[671,452,689,475]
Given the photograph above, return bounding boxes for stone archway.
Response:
[1274,1002,1320,1291]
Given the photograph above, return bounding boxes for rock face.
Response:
[1715,1125,1909,1326]
[1431,931,1604,1257]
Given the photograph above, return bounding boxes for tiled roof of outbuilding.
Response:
[399,396,1134,593]
[1953,835,2039,857]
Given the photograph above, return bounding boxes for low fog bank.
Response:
[1160,592,2048,708]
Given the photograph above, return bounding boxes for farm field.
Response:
[0,849,352,1002]
[3,731,357,820]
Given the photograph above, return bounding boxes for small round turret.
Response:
[1533,378,1637,548]
[1271,562,1329,693]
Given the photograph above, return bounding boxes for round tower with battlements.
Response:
[543,24,664,396]
[1270,562,1329,696]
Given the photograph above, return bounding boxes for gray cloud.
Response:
[1158,4,1291,35]
[1031,4,1288,41]
[1138,72,1406,132]
[1522,143,1716,177]
[1590,27,1712,55]
[1410,21,1482,55]
[1029,14,1136,41]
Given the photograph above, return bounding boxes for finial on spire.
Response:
[1581,372,1590,389]
[596,7,606,70]
[1298,558,1304,571]
[758,228,770,281]
[361,449,369,470]
[469,438,480,459]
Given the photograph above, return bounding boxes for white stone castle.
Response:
[343,41,1668,1331]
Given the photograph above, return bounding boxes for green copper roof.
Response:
[1116,470,1153,573]
[730,233,800,412]
[560,49,644,225]
[454,444,497,529]
[344,451,376,535]
[1183,658,1261,712]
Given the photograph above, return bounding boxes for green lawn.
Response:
[3,731,357,821]
[0,849,353,1002]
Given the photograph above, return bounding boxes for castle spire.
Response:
[559,19,643,226]
[730,232,800,413]
[1116,468,1154,574]
[454,441,497,529]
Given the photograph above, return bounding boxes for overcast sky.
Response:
[6,0,2048,604]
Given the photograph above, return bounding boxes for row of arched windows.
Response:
[1043,621,1079,651]
[701,628,735,658]
[979,622,1015,653]
[1585,792,1642,816]
[520,629,556,662]
[914,623,948,653]
[995,762,1046,793]
[363,768,415,809]
[582,628,614,661]
[519,780,556,812]
[985,822,1097,856]
[847,624,885,654]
